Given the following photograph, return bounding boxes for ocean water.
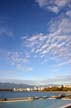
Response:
[0,91,69,99]
[0,91,71,108]
[0,91,64,98]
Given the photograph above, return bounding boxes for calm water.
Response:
[0,91,66,98]
[0,91,71,108]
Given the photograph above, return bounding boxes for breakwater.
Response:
[0,94,71,103]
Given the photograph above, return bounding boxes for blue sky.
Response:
[0,0,71,84]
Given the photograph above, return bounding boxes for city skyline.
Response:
[0,0,71,84]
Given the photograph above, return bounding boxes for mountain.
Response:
[0,83,34,89]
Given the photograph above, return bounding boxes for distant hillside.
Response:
[0,83,33,89]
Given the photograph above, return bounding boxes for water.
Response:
[0,91,71,108]
[0,91,65,98]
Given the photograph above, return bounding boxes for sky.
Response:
[0,0,71,85]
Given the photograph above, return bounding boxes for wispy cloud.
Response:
[0,75,71,85]
[66,10,71,17]
[0,27,13,38]
[35,0,71,14]
[8,51,33,72]
[7,10,71,70]
[36,0,48,7]
[5,4,71,71]
[0,17,14,38]
[21,16,71,66]
[0,70,16,78]
[47,6,59,13]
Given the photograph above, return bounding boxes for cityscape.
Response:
[13,85,71,92]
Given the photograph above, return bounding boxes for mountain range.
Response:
[0,83,33,89]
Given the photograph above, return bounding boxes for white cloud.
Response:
[48,16,71,34]
[35,0,69,7]
[59,18,71,34]
[9,52,28,65]
[8,51,33,72]
[35,0,71,13]
[47,6,59,13]
[17,65,33,72]
[66,10,71,17]
[36,0,48,7]
[22,16,71,66]
[7,8,71,69]
[54,0,68,7]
